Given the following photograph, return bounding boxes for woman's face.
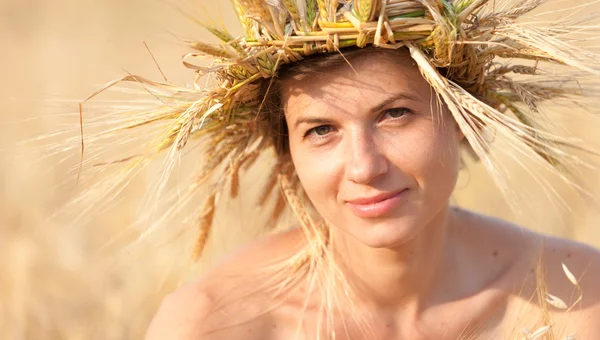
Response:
[281,51,463,248]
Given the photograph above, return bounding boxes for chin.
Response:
[349,214,424,249]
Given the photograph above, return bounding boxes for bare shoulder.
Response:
[145,227,306,340]
[541,234,600,300]
[144,281,217,340]
[490,216,600,336]
[539,234,600,337]
[452,208,600,336]
[453,208,600,286]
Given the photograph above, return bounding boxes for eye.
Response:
[384,107,411,119]
[306,125,332,137]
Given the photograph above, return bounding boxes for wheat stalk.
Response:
[192,192,217,261]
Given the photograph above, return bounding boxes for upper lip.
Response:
[345,190,405,205]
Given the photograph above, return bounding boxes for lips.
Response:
[345,189,407,218]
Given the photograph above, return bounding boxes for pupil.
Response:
[389,108,405,118]
[315,126,330,135]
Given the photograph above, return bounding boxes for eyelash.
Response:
[303,107,413,139]
[304,125,334,139]
[382,107,412,120]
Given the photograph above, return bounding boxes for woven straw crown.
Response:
[81,0,600,259]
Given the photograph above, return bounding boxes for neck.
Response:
[330,205,458,313]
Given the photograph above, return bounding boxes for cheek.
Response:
[289,144,342,207]
[384,121,460,187]
[416,125,461,190]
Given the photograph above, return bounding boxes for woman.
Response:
[81,0,600,338]
[144,46,600,340]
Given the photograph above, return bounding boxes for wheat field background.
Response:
[1,1,600,339]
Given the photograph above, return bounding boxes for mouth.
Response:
[345,189,408,218]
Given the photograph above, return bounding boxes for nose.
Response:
[344,130,388,184]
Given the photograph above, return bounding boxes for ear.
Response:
[442,102,464,142]
[437,95,465,142]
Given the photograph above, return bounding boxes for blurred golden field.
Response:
[1,0,600,339]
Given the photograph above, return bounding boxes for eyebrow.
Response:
[369,92,419,114]
[292,92,419,130]
[293,117,335,130]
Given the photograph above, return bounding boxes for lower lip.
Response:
[346,190,407,218]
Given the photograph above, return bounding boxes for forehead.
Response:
[280,50,433,115]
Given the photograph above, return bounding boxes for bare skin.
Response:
[145,213,600,339]
[145,51,600,339]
